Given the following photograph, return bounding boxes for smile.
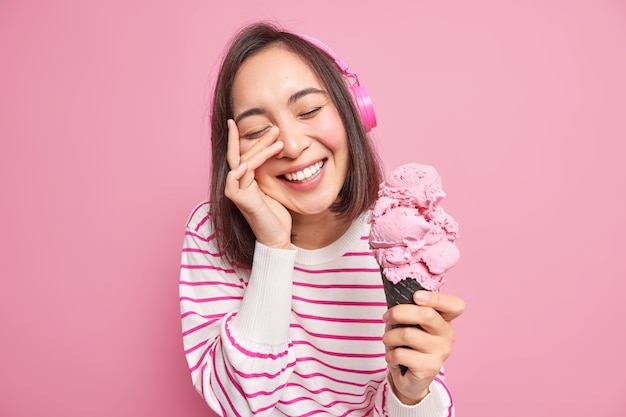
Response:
[283,160,325,182]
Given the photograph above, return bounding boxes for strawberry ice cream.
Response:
[369,163,460,292]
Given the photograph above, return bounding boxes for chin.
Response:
[290,207,329,216]
[289,200,336,216]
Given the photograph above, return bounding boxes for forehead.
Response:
[232,45,324,105]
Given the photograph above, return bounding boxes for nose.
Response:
[275,120,311,159]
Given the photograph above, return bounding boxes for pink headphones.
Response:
[210,33,377,132]
[297,34,377,132]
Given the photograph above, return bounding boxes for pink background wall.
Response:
[1,0,625,415]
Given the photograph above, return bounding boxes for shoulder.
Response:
[181,201,227,261]
[184,200,213,237]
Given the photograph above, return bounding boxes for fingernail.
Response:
[382,311,389,322]
[414,291,429,303]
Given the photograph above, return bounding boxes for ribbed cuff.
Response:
[386,378,453,417]
[229,241,296,345]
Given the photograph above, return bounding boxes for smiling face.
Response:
[231,45,350,217]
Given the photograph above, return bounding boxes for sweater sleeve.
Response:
[373,371,454,417]
[179,205,297,416]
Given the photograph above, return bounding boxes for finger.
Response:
[226,119,241,170]
[413,291,465,322]
[238,126,282,171]
[224,162,248,198]
[386,347,443,374]
[227,161,248,182]
[238,165,257,190]
[383,322,436,352]
[384,304,447,333]
[385,309,454,346]
[385,304,458,339]
[383,322,453,367]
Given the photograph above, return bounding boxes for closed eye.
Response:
[244,126,270,139]
[300,107,321,118]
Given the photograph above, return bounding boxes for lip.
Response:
[280,159,325,179]
[283,160,324,181]
[279,159,327,190]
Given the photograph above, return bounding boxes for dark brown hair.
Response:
[209,21,383,268]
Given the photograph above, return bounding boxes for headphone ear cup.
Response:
[350,85,377,133]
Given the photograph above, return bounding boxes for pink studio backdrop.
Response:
[1,0,625,415]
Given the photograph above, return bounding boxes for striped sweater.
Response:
[179,201,454,416]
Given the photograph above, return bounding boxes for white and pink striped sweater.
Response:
[180,201,454,417]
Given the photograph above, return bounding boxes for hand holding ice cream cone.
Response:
[382,290,465,404]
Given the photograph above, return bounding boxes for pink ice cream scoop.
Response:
[369,163,460,292]
[378,162,446,210]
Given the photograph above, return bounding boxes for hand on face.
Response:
[225,119,293,249]
[382,291,465,405]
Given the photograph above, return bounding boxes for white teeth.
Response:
[284,161,324,182]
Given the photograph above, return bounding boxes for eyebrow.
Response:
[234,87,328,124]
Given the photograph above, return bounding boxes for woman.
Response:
[180,21,465,416]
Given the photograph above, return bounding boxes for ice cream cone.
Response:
[381,268,427,376]
[370,163,459,377]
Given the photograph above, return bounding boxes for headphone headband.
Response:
[297,34,350,73]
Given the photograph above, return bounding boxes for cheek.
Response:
[317,112,348,151]
[251,161,275,190]
[239,140,253,155]
[253,164,270,179]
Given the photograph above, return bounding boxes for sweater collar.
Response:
[294,213,370,266]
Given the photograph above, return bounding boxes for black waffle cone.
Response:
[380,267,428,376]
[382,272,426,308]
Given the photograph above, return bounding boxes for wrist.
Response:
[257,238,292,250]
[389,375,429,406]
[397,388,429,406]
